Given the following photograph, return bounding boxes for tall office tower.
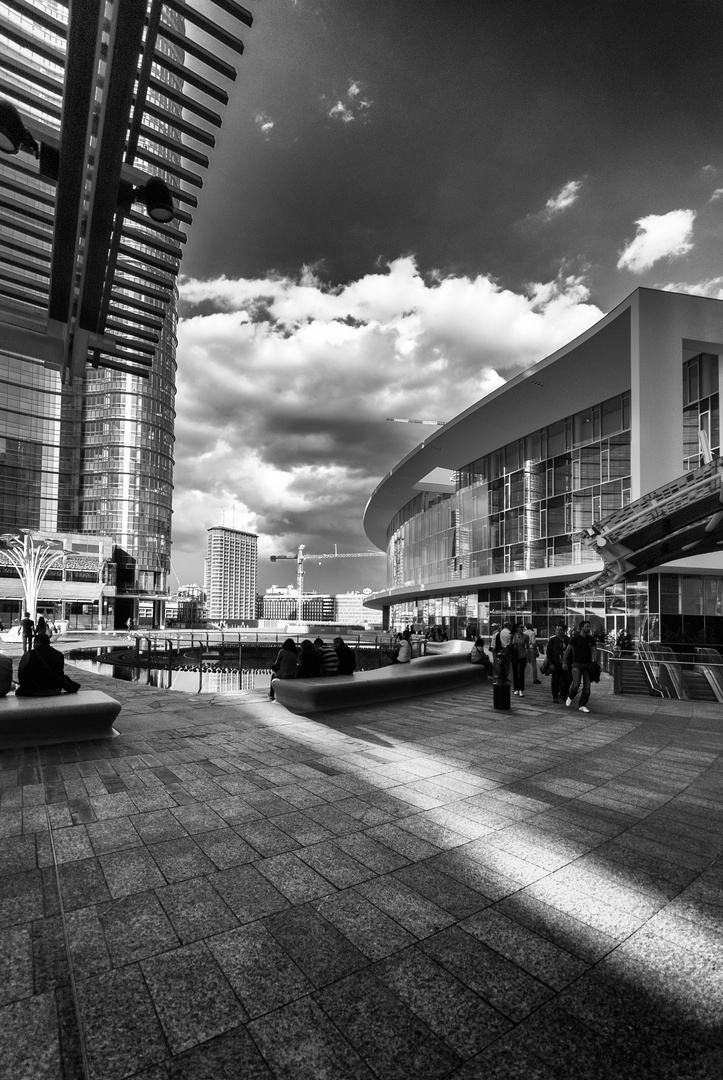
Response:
[0,1,252,628]
[205,528,258,623]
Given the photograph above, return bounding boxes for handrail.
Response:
[637,641,670,698]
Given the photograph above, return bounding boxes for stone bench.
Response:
[272,641,487,714]
[0,690,122,749]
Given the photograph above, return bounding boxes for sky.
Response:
[171,0,723,597]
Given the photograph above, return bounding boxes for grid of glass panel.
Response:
[683,353,719,471]
[386,391,631,589]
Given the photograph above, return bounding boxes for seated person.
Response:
[15,632,76,696]
[469,636,492,677]
[269,638,298,700]
[314,637,339,676]
[394,633,412,664]
[333,636,356,675]
[297,639,323,678]
[0,651,12,697]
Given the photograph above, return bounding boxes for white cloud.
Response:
[254,114,274,138]
[711,188,723,201]
[173,259,603,584]
[326,79,372,124]
[658,277,723,300]
[543,179,583,217]
[616,209,696,273]
[328,101,354,124]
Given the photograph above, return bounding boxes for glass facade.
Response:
[683,352,719,471]
[387,391,631,588]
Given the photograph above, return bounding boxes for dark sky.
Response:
[171,0,723,594]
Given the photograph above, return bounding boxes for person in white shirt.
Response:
[394,633,412,663]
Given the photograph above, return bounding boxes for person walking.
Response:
[546,622,571,703]
[20,611,34,653]
[526,624,541,683]
[510,622,529,696]
[563,620,598,713]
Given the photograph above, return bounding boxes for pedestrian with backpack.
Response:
[493,622,512,684]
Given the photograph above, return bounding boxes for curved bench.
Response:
[272,641,488,714]
[0,690,122,749]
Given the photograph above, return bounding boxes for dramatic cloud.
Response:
[173,259,603,587]
[616,209,696,273]
[543,179,583,218]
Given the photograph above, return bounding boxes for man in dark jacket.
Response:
[563,620,598,713]
[545,623,571,704]
[333,636,356,675]
[20,611,34,653]
[16,632,70,696]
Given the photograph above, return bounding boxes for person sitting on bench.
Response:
[15,632,78,696]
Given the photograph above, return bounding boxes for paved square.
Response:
[1,661,722,1079]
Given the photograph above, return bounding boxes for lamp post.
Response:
[0,531,66,620]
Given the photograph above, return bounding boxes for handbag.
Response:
[539,659,551,676]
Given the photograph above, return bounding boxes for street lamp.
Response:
[0,531,66,619]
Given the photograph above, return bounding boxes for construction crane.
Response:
[270,544,385,619]
[386,417,446,426]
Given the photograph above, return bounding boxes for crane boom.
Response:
[269,544,384,619]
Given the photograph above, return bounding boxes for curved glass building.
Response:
[364,288,723,645]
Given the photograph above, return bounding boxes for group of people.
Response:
[269,636,356,699]
[487,619,599,713]
[19,611,56,652]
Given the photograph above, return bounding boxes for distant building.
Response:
[205,528,258,623]
[166,584,206,626]
[334,590,383,626]
[259,585,334,622]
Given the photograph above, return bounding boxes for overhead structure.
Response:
[270,544,385,619]
[0,0,252,382]
[386,418,446,426]
[567,456,723,597]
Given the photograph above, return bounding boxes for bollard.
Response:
[493,681,511,710]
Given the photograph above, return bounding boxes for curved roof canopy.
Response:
[0,0,252,383]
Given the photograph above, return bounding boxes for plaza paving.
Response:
[1,646,722,1079]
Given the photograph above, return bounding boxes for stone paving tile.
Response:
[296,840,376,889]
[209,922,312,1018]
[0,923,33,1006]
[365,822,444,861]
[248,996,374,1080]
[0,990,63,1080]
[493,891,618,964]
[311,888,417,961]
[148,836,217,883]
[65,905,112,975]
[335,831,410,873]
[374,945,512,1058]
[75,962,168,1080]
[129,808,188,844]
[141,940,245,1056]
[354,874,456,939]
[256,852,337,903]
[169,802,226,835]
[57,857,113,909]
[85,816,143,855]
[264,903,369,988]
[235,819,302,857]
[391,860,491,919]
[421,924,555,1022]
[31,914,68,993]
[315,968,462,1079]
[167,1024,274,1079]
[98,847,166,898]
[98,891,179,966]
[209,863,290,923]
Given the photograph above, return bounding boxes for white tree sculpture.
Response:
[0,531,66,618]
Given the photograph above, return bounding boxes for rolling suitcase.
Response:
[493,682,510,710]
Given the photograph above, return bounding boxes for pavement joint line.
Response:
[36,744,92,1080]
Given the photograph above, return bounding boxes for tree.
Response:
[0,530,66,618]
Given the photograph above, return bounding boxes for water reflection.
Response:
[68,654,265,693]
